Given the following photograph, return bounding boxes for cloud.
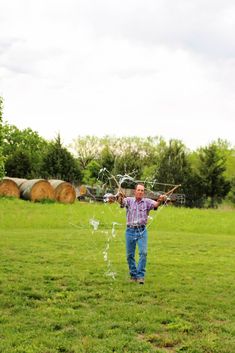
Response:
[0,0,235,150]
[82,0,235,59]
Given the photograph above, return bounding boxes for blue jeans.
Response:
[125,227,148,279]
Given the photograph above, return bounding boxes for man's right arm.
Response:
[116,191,126,207]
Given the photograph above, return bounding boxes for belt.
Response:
[127,225,146,229]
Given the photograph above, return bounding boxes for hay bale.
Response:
[4,177,27,188]
[49,180,76,204]
[78,185,87,196]
[20,179,55,202]
[0,178,20,198]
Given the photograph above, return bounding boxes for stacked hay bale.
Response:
[49,180,76,204]
[0,177,76,203]
[19,179,55,202]
[5,177,27,188]
[0,177,21,198]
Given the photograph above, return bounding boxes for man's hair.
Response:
[135,183,145,190]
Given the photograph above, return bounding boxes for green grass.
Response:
[0,198,235,353]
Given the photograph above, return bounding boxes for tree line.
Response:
[0,101,234,208]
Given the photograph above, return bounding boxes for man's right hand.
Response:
[116,191,126,203]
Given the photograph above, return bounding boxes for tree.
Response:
[99,145,115,173]
[198,142,231,208]
[81,160,102,186]
[2,123,49,178]
[182,172,205,208]
[0,97,5,178]
[71,136,104,169]
[113,148,143,184]
[5,148,32,178]
[155,139,191,185]
[227,177,235,204]
[150,139,207,207]
[40,134,81,183]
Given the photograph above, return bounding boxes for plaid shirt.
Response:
[121,197,156,226]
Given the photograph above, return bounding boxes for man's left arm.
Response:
[153,195,167,210]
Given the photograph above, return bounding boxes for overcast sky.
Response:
[0,0,235,150]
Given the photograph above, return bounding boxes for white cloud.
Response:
[0,0,235,150]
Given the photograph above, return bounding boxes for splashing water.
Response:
[111,222,120,237]
[105,271,116,280]
[102,222,121,280]
[117,174,135,187]
[103,242,109,262]
[89,218,100,231]
[103,233,116,279]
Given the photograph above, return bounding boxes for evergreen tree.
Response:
[152,139,206,207]
[198,142,231,207]
[5,148,32,178]
[40,134,81,182]
[155,139,192,188]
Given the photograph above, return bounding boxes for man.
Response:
[117,183,166,284]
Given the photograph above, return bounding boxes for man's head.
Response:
[134,183,145,201]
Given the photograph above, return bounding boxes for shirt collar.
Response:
[134,198,144,203]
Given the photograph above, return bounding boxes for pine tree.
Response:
[40,134,81,182]
[198,142,231,207]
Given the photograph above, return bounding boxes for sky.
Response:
[0,0,235,150]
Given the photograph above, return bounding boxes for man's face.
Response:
[135,184,145,200]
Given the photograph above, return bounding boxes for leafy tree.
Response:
[2,123,48,178]
[216,140,235,205]
[71,136,104,169]
[113,149,143,184]
[99,145,115,173]
[198,142,231,208]
[0,97,5,178]
[40,134,81,182]
[82,160,102,186]
[227,177,235,204]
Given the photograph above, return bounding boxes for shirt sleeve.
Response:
[120,197,127,208]
[146,198,156,210]
[120,197,130,208]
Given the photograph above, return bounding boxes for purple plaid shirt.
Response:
[122,197,156,226]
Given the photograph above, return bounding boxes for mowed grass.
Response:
[0,198,235,353]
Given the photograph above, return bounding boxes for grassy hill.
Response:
[0,198,234,353]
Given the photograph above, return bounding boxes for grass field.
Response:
[0,198,235,353]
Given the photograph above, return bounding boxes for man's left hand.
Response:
[158,194,167,203]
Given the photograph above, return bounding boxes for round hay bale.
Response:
[0,178,20,198]
[4,177,27,188]
[79,185,87,196]
[20,179,55,202]
[49,180,76,204]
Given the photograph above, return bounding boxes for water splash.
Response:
[111,222,120,237]
[89,169,180,280]
[103,234,116,279]
[89,218,100,231]
[105,271,116,280]
[102,223,120,280]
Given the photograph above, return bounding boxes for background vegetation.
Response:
[0,96,235,208]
